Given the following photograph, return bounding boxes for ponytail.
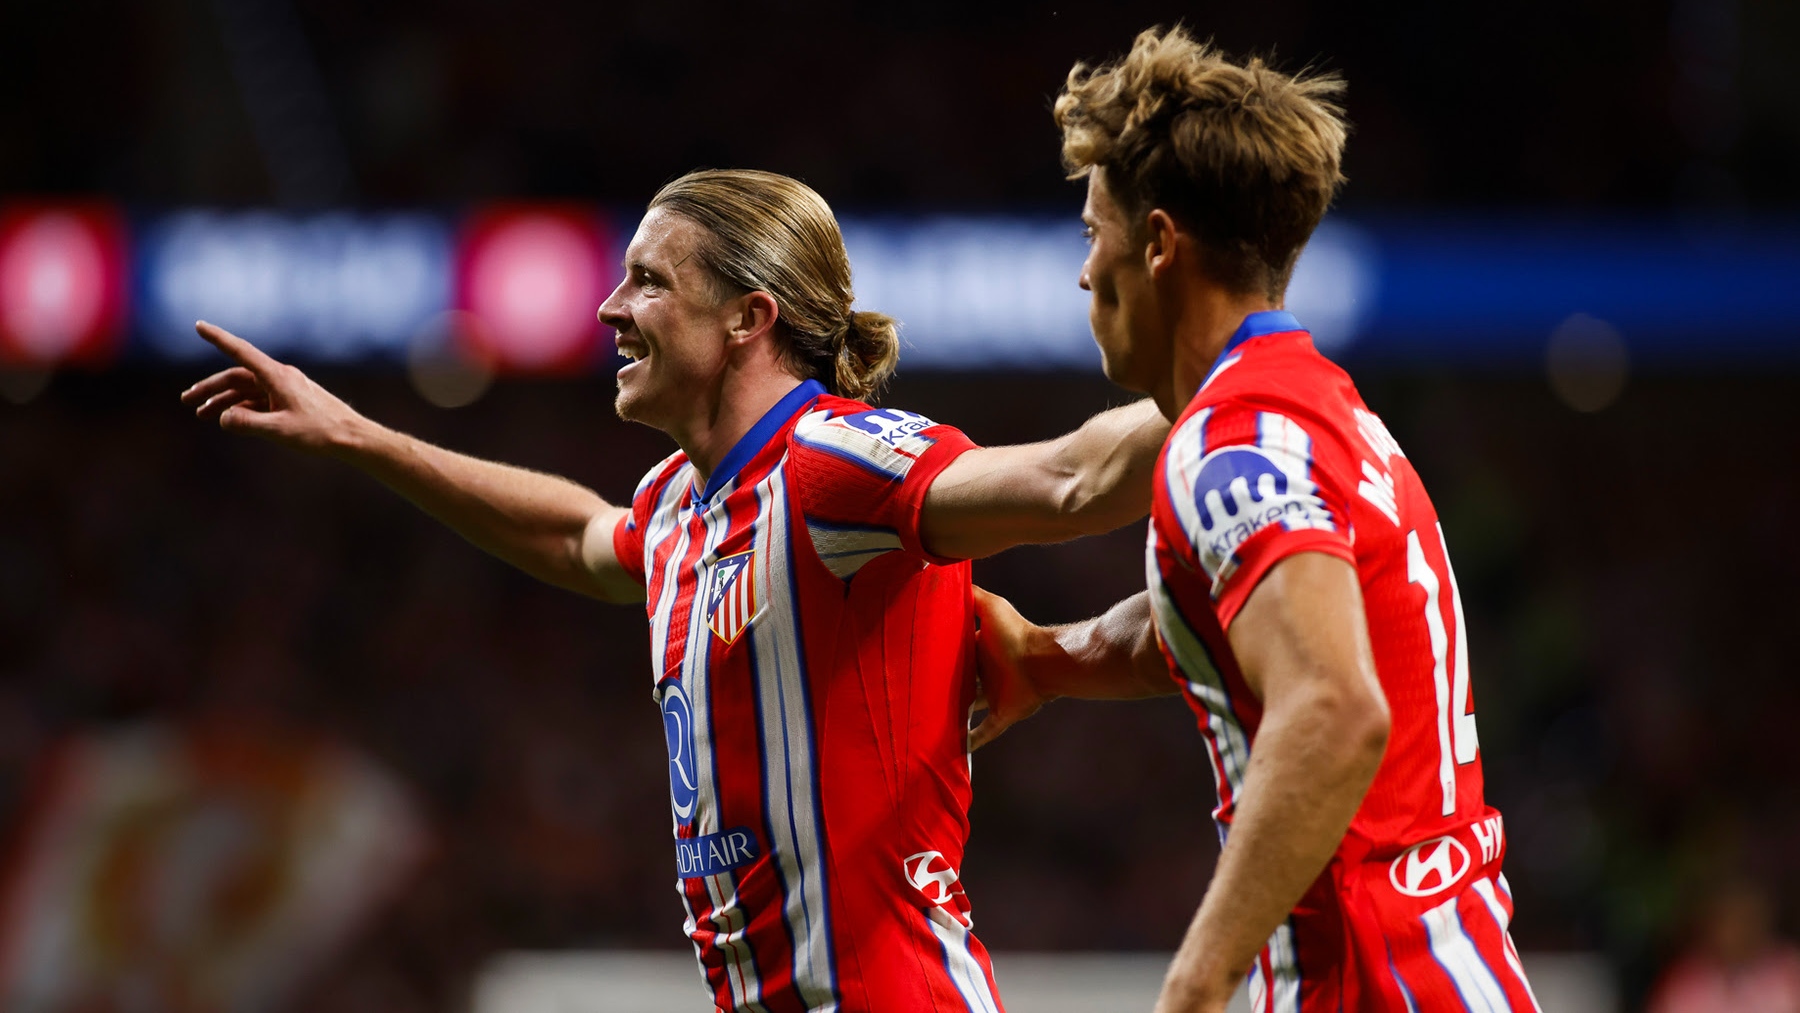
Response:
[832,310,900,402]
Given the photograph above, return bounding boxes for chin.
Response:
[1097,346,1148,395]
[612,389,638,422]
[612,376,654,426]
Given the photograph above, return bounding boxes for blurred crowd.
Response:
[5,0,1796,212]
[4,364,1800,1008]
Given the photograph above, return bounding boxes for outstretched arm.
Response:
[1154,552,1390,1013]
[918,398,1168,560]
[969,587,1174,751]
[180,322,643,603]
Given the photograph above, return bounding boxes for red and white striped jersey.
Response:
[612,379,1005,1013]
[1149,312,1531,1012]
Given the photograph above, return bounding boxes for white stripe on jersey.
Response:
[706,876,769,1013]
[925,908,1001,1013]
[1146,541,1251,807]
[1471,877,1543,1013]
[1254,413,1331,535]
[1248,960,1267,1013]
[807,522,904,579]
[749,468,839,1011]
[1422,894,1512,1013]
[1164,408,1214,554]
[629,450,688,512]
[690,490,768,1013]
[1265,922,1301,1013]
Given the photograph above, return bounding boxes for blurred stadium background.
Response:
[3,0,1799,1010]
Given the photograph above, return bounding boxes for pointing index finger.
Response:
[195,321,281,378]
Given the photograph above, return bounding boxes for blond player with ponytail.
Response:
[182,168,1167,1011]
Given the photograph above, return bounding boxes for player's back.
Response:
[1150,316,1495,851]
[1148,312,1533,1012]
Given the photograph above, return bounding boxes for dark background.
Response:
[4,0,1799,1009]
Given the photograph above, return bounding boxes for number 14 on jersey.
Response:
[1406,523,1479,817]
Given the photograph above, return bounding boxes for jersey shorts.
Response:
[1147,312,1541,1013]
[612,378,1006,1013]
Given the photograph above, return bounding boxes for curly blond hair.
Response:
[1056,26,1348,299]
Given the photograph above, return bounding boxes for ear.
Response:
[725,291,781,351]
[1143,209,1180,279]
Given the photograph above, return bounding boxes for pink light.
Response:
[456,207,612,375]
[0,204,128,367]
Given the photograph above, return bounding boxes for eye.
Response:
[1081,225,1096,244]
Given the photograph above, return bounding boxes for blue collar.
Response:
[1219,310,1304,359]
[696,379,828,502]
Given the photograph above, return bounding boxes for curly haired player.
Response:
[971,28,1541,1013]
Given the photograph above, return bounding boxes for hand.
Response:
[968,586,1056,751]
[180,321,367,454]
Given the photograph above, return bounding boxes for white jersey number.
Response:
[1406,523,1479,817]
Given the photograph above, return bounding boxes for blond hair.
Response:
[649,169,899,402]
[1056,26,1348,298]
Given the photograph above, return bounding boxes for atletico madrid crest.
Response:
[706,550,761,644]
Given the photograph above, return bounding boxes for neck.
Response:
[673,364,807,485]
[1149,285,1283,420]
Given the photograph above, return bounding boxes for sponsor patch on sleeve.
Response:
[1186,439,1336,586]
[793,408,943,479]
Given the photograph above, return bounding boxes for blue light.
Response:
[136,211,452,362]
[122,208,1800,369]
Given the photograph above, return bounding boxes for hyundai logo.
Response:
[903,850,961,906]
[1388,835,1472,898]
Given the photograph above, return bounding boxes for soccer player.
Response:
[967,29,1541,1013]
[182,169,1166,1013]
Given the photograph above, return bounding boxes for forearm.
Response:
[1156,692,1386,1011]
[330,416,632,600]
[1031,592,1174,700]
[921,399,1168,559]
[1046,398,1170,536]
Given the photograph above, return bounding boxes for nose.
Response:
[1078,257,1092,292]
[597,279,630,331]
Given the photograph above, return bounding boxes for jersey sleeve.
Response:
[611,452,686,587]
[787,405,978,575]
[1165,399,1356,628]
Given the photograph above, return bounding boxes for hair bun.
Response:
[834,309,900,403]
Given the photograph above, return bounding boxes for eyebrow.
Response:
[625,258,670,285]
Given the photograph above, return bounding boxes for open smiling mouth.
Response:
[616,338,649,372]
